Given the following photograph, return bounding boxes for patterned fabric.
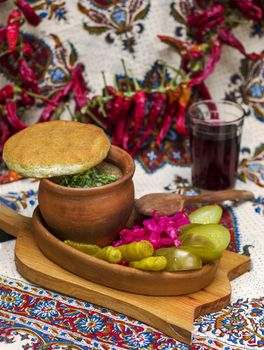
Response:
[239,143,264,188]
[0,275,181,350]
[0,1,264,349]
[193,297,264,349]
[1,1,264,172]
[1,276,264,349]
[0,180,262,349]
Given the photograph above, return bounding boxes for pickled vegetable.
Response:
[64,240,122,264]
[129,256,167,271]
[96,246,122,263]
[116,240,154,262]
[180,224,230,253]
[179,231,215,248]
[154,247,202,271]
[178,246,222,264]
[188,205,223,224]
[64,240,100,255]
[180,223,201,233]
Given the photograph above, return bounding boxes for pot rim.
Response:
[39,145,135,196]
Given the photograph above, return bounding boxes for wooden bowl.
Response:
[32,207,219,296]
[38,145,135,246]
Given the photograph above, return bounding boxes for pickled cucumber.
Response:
[180,223,201,233]
[178,245,222,264]
[179,231,215,248]
[188,205,223,224]
[154,247,202,271]
[180,224,230,253]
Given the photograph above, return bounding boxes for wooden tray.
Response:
[0,204,251,344]
[32,207,219,296]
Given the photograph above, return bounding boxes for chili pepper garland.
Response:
[0,2,89,160]
[158,0,263,103]
[15,0,41,26]
[6,10,24,53]
[0,0,264,165]
[80,60,191,156]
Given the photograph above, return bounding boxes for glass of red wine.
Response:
[188,100,245,191]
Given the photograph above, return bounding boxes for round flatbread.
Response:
[3,120,111,178]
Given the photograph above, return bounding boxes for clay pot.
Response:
[38,145,135,246]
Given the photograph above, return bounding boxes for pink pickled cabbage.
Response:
[113,211,190,249]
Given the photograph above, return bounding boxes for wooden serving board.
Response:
[0,205,251,344]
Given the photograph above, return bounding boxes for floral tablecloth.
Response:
[0,122,264,349]
[1,1,264,349]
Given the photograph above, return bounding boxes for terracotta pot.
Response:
[38,145,135,246]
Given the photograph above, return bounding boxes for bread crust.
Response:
[3,120,111,178]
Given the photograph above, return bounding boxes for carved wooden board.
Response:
[0,204,251,344]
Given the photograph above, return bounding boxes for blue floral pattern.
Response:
[30,300,60,320]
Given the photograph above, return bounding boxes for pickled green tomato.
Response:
[180,224,231,253]
[188,205,223,224]
[154,247,202,271]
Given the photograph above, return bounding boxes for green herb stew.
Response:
[58,162,121,188]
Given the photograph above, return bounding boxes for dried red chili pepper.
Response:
[218,27,263,60]
[187,4,225,31]
[19,59,38,86]
[72,63,89,110]
[132,91,147,137]
[157,35,187,54]
[231,0,263,21]
[112,96,132,147]
[6,11,23,53]
[103,84,127,124]
[38,80,73,122]
[175,85,191,137]
[156,112,172,147]
[130,92,166,156]
[0,85,14,103]
[188,39,222,87]
[105,93,124,123]
[5,101,27,131]
[156,89,179,147]
[15,0,41,26]
[122,107,135,151]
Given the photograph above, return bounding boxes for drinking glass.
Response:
[188,100,245,191]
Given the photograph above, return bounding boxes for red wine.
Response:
[190,123,241,190]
